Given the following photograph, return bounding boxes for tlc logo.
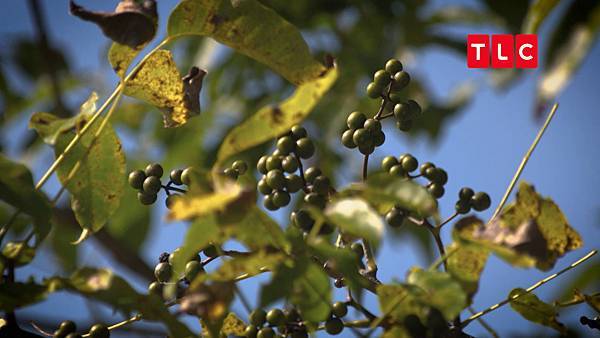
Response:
[467,34,538,69]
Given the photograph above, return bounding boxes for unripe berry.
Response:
[420,162,435,175]
[137,191,157,205]
[180,167,193,185]
[325,318,344,335]
[257,156,268,174]
[128,170,146,189]
[272,190,291,207]
[282,155,299,173]
[459,187,474,201]
[276,136,295,155]
[400,154,418,172]
[257,327,274,338]
[389,164,406,177]
[292,209,314,231]
[266,308,285,326]
[142,176,161,194]
[265,156,283,171]
[145,163,163,178]
[381,156,398,172]
[249,309,267,326]
[392,71,410,89]
[373,69,392,87]
[148,281,162,296]
[332,301,348,318]
[393,102,409,121]
[263,194,278,211]
[232,160,248,175]
[203,245,219,258]
[296,138,315,159]
[472,192,491,211]
[285,174,303,193]
[304,167,321,183]
[223,168,239,180]
[257,178,272,195]
[366,82,382,99]
[347,111,367,129]
[154,262,172,282]
[352,128,372,148]
[341,129,356,148]
[304,193,326,209]
[244,325,258,338]
[184,260,203,281]
[290,125,307,139]
[312,175,330,195]
[59,321,76,334]
[364,119,381,133]
[385,207,404,227]
[266,170,286,190]
[170,169,183,185]
[427,183,445,198]
[385,59,403,74]
[455,200,471,214]
[396,119,412,131]
[89,324,109,338]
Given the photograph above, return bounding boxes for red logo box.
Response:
[467,34,489,68]
[492,34,514,68]
[467,34,538,69]
[516,34,538,68]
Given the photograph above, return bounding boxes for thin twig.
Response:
[468,306,499,338]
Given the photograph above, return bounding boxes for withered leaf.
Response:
[70,0,157,47]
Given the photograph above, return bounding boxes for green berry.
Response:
[266,169,286,190]
[347,111,367,129]
[381,156,398,172]
[148,281,162,296]
[263,194,278,211]
[223,168,239,180]
[312,175,330,195]
[154,262,172,282]
[472,192,491,211]
[373,130,385,146]
[400,154,418,172]
[304,193,326,209]
[257,327,274,338]
[364,119,381,133]
[89,324,109,338]
[389,164,406,177]
[266,156,283,171]
[385,59,403,74]
[203,245,219,258]
[296,138,315,159]
[427,183,445,198]
[59,321,76,334]
[257,156,268,174]
[290,125,307,139]
[358,143,375,155]
[373,69,392,87]
[276,136,295,154]
[425,167,447,184]
[436,168,448,185]
[292,209,314,231]
[266,308,285,326]
[304,167,321,183]
[420,162,435,175]
[393,103,409,121]
[181,167,193,185]
[145,163,163,178]
[232,160,248,175]
[342,129,357,148]
[366,82,382,99]
[170,169,183,185]
[455,200,471,214]
[424,167,439,181]
[392,71,410,89]
[332,302,348,318]
[257,178,272,195]
[168,248,181,265]
[185,260,203,281]
[272,190,291,207]
[282,155,299,173]
[406,99,422,116]
[459,187,474,201]
[142,176,161,194]
[325,318,344,335]
[385,207,405,227]
[285,174,303,193]
[128,170,146,189]
[137,191,157,205]
[352,128,372,148]
[244,325,258,338]
[249,309,267,326]
[396,119,412,131]
[165,195,179,209]
[334,278,345,288]
[388,91,403,103]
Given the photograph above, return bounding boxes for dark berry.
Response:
[427,183,445,198]
[285,308,301,323]
[89,324,109,338]
[142,176,161,194]
[272,190,291,207]
[257,178,272,195]
[266,156,283,171]
[381,156,398,172]
[59,321,76,334]
[373,130,385,146]
[232,160,248,175]
[393,102,408,121]
[223,167,239,180]
[257,156,268,174]
[388,91,403,103]
[170,169,183,185]
[250,309,267,326]
[400,154,418,172]
[290,125,307,139]
[325,318,344,335]
[292,209,314,231]
[455,200,471,214]
[266,170,286,190]
[404,314,427,338]
[358,143,375,155]
[296,138,315,159]
[420,162,435,175]
[282,155,299,173]
[332,302,348,318]
[304,193,326,209]
[347,111,367,129]
[158,252,169,263]
[352,128,372,148]
[263,194,278,211]
[312,175,330,195]
[406,99,422,117]
[137,191,157,205]
[145,163,163,178]
[304,167,321,183]
[385,207,405,227]
[266,308,285,326]
[472,192,491,211]
[385,59,403,74]
[334,278,345,288]
[257,327,274,338]
[165,195,179,209]
[459,187,475,201]
[424,167,441,182]
[277,136,295,154]
[342,129,357,148]
[203,245,219,258]
[396,119,412,131]
[244,325,258,338]
[128,170,146,189]
[285,174,303,193]
[154,262,172,282]
[65,333,82,338]
[364,119,381,133]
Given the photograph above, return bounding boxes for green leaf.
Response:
[224,206,289,252]
[522,0,560,33]
[221,312,247,336]
[0,280,49,312]
[0,154,51,244]
[406,268,467,321]
[215,64,337,166]
[47,268,194,337]
[324,197,384,246]
[123,50,206,128]
[108,43,144,78]
[53,115,126,237]
[105,186,151,252]
[209,251,286,282]
[446,242,489,300]
[509,288,566,333]
[167,0,327,85]
[377,284,426,323]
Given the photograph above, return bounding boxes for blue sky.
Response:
[1,0,599,337]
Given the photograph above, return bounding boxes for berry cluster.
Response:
[381,154,448,199]
[52,321,109,338]
[454,187,491,214]
[289,170,335,234]
[128,163,189,208]
[244,308,308,338]
[257,126,314,211]
[223,160,249,180]
[341,112,385,155]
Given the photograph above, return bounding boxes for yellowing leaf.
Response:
[167,182,242,221]
[124,50,206,128]
[221,313,246,336]
[215,65,337,167]
[509,288,566,333]
[108,43,144,78]
[167,0,327,85]
[446,242,489,300]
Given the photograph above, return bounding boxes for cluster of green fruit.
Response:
[381,154,448,198]
[341,111,385,155]
[52,321,109,338]
[288,167,335,235]
[128,163,190,207]
[223,160,249,181]
[454,187,491,214]
[149,245,219,297]
[256,126,315,211]
[244,308,307,338]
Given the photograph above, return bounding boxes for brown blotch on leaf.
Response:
[70,0,157,48]
[182,67,207,116]
[269,106,283,125]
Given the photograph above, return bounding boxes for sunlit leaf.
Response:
[209,251,286,282]
[325,197,384,246]
[446,242,489,300]
[167,0,327,85]
[509,288,566,333]
[167,182,243,221]
[123,50,206,128]
[522,0,560,33]
[377,283,425,323]
[221,312,246,336]
[108,43,144,78]
[215,65,337,167]
[224,206,289,252]
[407,268,467,321]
